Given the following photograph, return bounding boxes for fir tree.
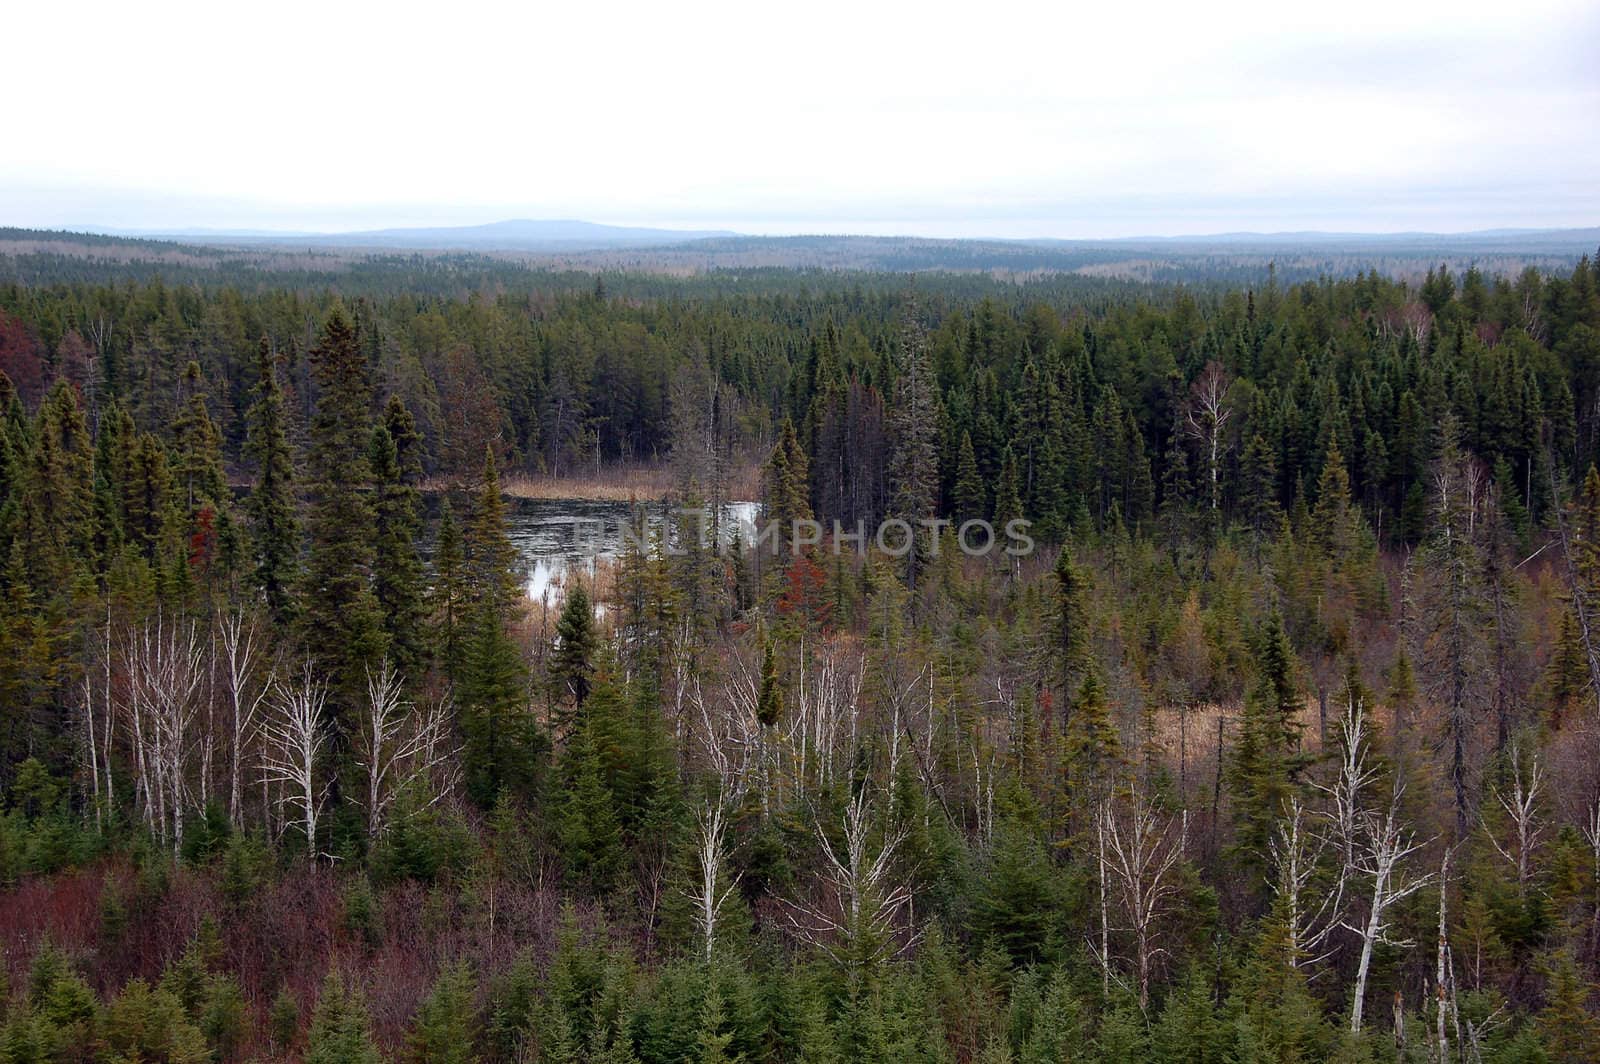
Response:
[558,721,625,893]
[993,446,1023,530]
[169,360,237,589]
[431,499,466,681]
[243,338,300,624]
[299,308,385,711]
[306,971,381,1064]
[408,959,480,1064]
[951,431,985,522]
[552,584,597,725]
[756,635,782,727]
[368,401,426,679]
[1228,611,1308,863]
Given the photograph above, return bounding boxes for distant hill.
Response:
[105,218,740,251]
[3,224,1595,287]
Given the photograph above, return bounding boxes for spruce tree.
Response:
[368,398,426,679]
[1228,611,1307,863]
[551,584,597,725]
[169,360,237,589]
[244,337,299,625]
[1053,546,1091,710]
[993,446,1023,530]
[886,313,940,583]
[557,721,625,893]
[951,431,985,522]
[306,971,381,1064]
[431,499,466,681]
[408,960,480,1064]
[756,635,782,727]
[457,448,534,805]
[299,308,385,711]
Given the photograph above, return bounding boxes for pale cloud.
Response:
[2,0,1595,237]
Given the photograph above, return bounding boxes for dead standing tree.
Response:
[1270,698,1380,971]
[121,613,206,857]
[1095,789,1189,1011]
[787,788,917,976]
[355,660,458,841]
[1483,741,1545,897]
[1183,361,1233,516]
[260,661,333,865]
[688,784,743,964]
[217,608,274,830]
[1345,778,1438,1034]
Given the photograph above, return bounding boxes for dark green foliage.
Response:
[1229,610,1308,863]
[369,396,427,678]
[243,337,299,624]
[0,254,1598,1063]
[551,585,596,722]
[307,971,382,1064]
[408,959,480,1064]
[299,308,385,710]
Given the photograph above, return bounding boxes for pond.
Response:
[502,498,759,604]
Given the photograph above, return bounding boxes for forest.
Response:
[1,248,1600,1062]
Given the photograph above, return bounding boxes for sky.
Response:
[3,0,1597,239]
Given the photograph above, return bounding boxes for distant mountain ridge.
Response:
[5,223,1595,284]
[75,220,1600,255]
[98,218,739,251]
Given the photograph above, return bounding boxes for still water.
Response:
[503,498,758,604]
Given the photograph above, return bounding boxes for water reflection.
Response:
[505,498,758,605]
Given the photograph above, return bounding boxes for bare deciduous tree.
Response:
[260,661,332,865]
[121,613,206,856]
[1345,779,1437,1034]
[1095,789,1189,1010]
[355,660,457,840]
[217,608,274,829]
[688,787,741,964]
[1483,741,1545,896]
[1272,698,1380,969]
[788,789,916,972]
[1182,361,1233,514]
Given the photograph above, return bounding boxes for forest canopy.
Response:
[1,248,1599,1062]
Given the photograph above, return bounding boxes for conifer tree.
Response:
[169,360,237,588]
[1053,547,1091,712]
[409,959,480,1064]
[1537,950,1600,1064]
[369,397,426,678]
[306,971,381,1064]
[465,446,523,615]
[1228,611,1307,863]
[300,308,384,710]
[460,593,533,807]
[762,416,812,536]
[552,584,597,724]
[951,431,985,522]
[887,314,940,583]
[558,720,625,893]
[756,636,782,727]
[993,446,1023,530]
[244,337,299,625]
[455,447,535,804]
[431,499,466,680]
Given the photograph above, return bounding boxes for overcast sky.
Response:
[4,0,1597,238]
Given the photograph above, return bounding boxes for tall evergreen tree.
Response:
[299,308,385,710]
[243,338,299,624]
[551,585,597,726]
[1228,610,1307,863]
[368,396,426,679]
[951,431,985,522]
